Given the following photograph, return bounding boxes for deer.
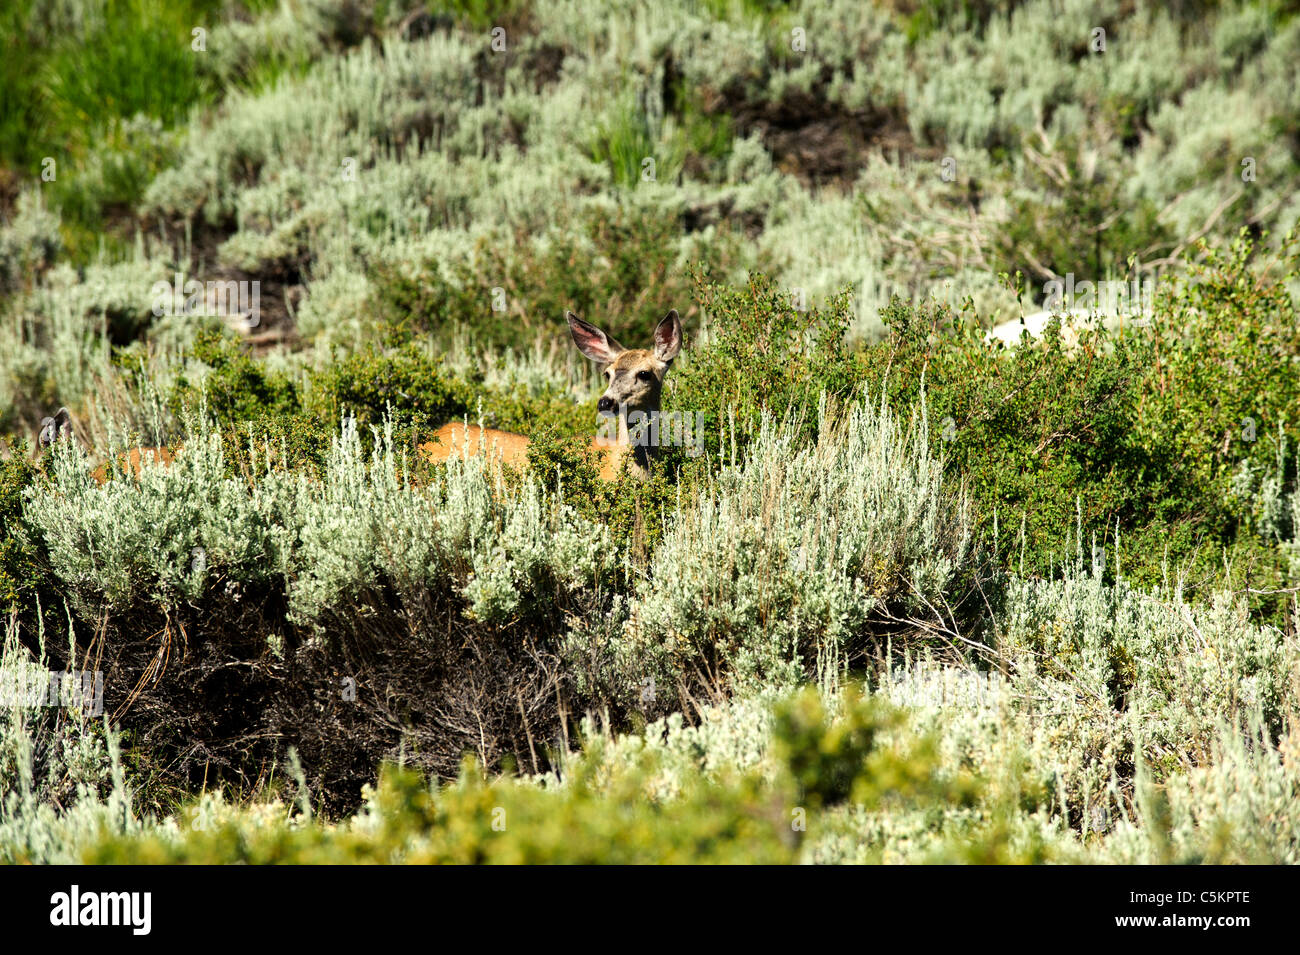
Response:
[37,310,684,485]
[420,309,684,481]
[38,406,177,484]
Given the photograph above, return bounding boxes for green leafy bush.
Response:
[673,270,869,462]
[307,342,471,430]
[0,449,53,624]
[75,687,1023,864]
[170,326,300,425]
[867,231,1300,613]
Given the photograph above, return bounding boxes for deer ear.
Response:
[40,408,72,447]
[567,311,625,363]
[653,309,682,362]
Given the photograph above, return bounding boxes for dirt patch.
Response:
[139,212,305,352]
[387,106,453,161]
[474,41,568,104]
[398,9,455,42]
[682,195,765,239]
[0,167,21,223]
[702,75,934,190]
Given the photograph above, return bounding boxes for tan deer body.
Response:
[419,421,533,471]
[38,407,179,485]
[420,309,683,481]
[420,420,646,482]
[91,446,179,483]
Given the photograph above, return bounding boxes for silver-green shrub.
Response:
[998,563,1297,781]
[0,624,140,864]
[286,417,618,626]
[622,394,973,695]
[26,430,293,613]
[22,414,619,629]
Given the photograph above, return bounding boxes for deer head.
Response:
[38,408,73,448]
[567,309,682,417]
[566,309,684,479]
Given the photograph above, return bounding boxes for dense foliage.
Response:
[1,0,1298,864]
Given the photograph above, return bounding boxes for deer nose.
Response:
[597,396,616,414]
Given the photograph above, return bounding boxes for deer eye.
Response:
[636,370,653,382]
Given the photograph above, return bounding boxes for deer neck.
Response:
[606,404,657,480]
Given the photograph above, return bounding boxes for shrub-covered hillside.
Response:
[1,0,1298,864]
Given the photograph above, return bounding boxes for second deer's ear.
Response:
[40,407,72,447]
[567,311,625,363]
[653,309,682,362]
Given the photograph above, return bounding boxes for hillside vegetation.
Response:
[1,0,1299,863]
